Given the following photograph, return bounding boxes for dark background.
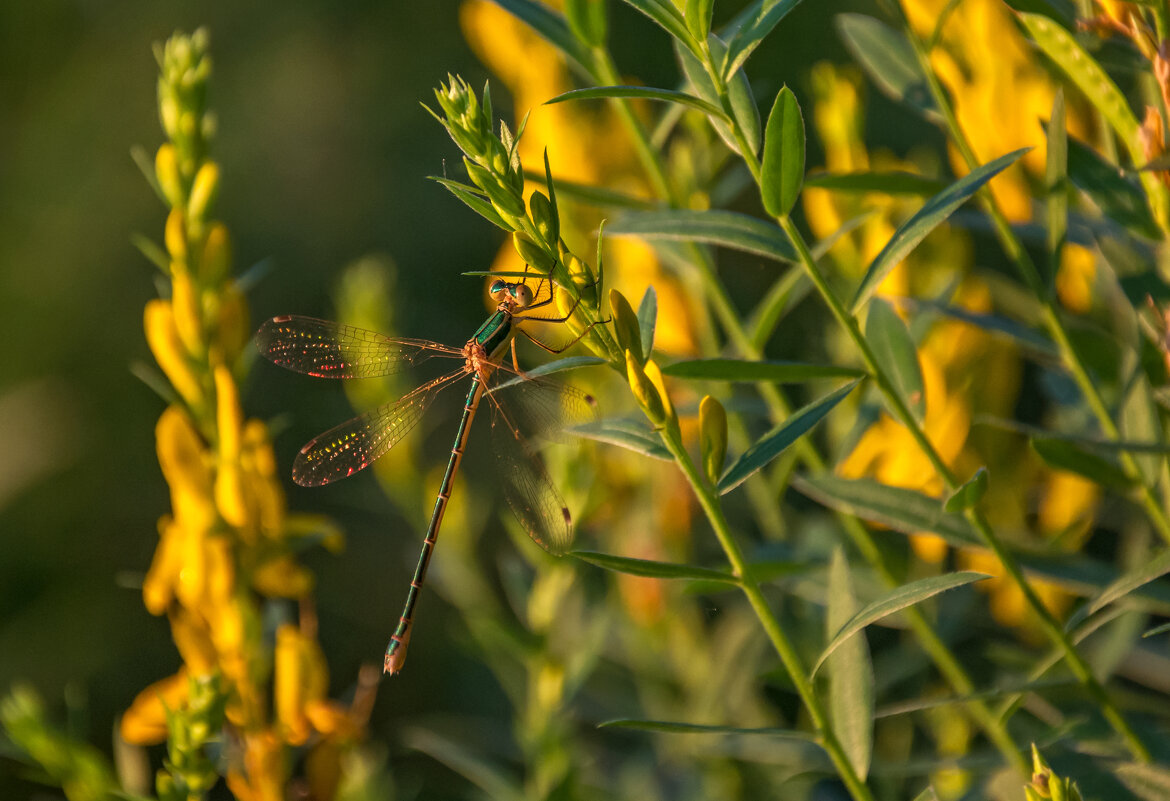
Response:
[0,1,856,796]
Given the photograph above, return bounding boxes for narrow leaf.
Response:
[1143,622,1170,638]
[598,719,818,739]
[944,467,989,513]
[1087,548,1170,615]
[812,572,991,676]
[836,14,936,119]
[912,789,941,801]
[570,550,738,583]
[1122,374,1165,483]
[685,0,714,41]
[1046,88,1068,287]
[404,728,526,801]
[521,170,657,209]
[805,171,947,196]
[722,0,806,78]
[662,358,864,382]
[546,85,728,118]
[131,233,170,273]
[865,297,926,422]
[494,356,605,389]
[1066,135,1160,239]
[488,0,597,79]
[793,475,981,547]
[432,177,511,231]
[608,209,797,262]
[572,419,672,460]
[1030,437,1134,490]
[851,148,1029,312]
[718,380,860,493]
[761,86,806,218]
[675,36,760,157]
[619,0,700,54]
[638,286,658,359]
[826,549,874,780]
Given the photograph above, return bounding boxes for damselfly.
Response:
[256,277,596,673]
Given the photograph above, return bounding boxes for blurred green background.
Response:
[0,1,854,797]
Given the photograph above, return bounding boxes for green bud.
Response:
[610,289,643,363]
[699,395,728,485]
[512,232,555,274]
[529,191,557,246]
[464,158,525,223]
[565,251,597,310]
[626,350,666,424]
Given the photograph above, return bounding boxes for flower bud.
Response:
[145,300,203,407]
[529,190,558,246]
[626,350,665,424]
[165,208,188,263]
[187,161,219,223]
[511,232,555,274]
[170,270,204,357]
[699,395,728,485]
[155,144,184,208]
[644,358,677,431]
[609,289,642,363]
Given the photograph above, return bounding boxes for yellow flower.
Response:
[274,624,329,746]
[144,301,203,408]
[120,670,190,746]
[1055,243,1097,314]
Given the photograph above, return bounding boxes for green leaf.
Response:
[836,14,936,119]
[619,0,699,54]
[1087,548,1170,615]
[793,475,981,547]
[1019,11,1170,230]
[1030,436,1134,490]
[912,789,941,801]
[608,208,797,262]
[804,171,947,196]
[908,299,1057,357]
[404,728,526,801]
[826,549,874,781]
[718,380,860,493]
[722,0,806,79]
[685,0,714,41]
[812,572,991,676]
[131,233,170,273]
[1046,89,1068,287]
[522,170,657,209]
[1065,135,1160,240]
[545,85,728,119]
[851,148,1029,312]
[569,550,738,583]
[865,297,926,422]
[564,0,607,46]
[431,177,511,231]
[638,286,658,359]
[662,358,864,382]
[571,419,672,460]
[494,356,606,390]
[944,467,988,513]
[1122,373,1165,484]
[761,87,806,218]
[597,719,818,739]
[488,0,597,79]
[676,35,761,157]
[1143,621,1170,638]
[795,475,1170,612]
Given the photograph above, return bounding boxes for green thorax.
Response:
[472,308,514,358]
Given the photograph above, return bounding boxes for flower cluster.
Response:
[123,29,372,801]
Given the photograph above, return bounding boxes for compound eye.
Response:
[489,279,508,299]
[512,283,534,308]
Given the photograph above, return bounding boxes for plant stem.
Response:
[778,215,1152,763]
[589,37,1027,775]
[657,426,876,801]
[903,17,1170,549]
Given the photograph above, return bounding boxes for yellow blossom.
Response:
[144,301,203,407]
[274,624,329,746]
[120,670,190,746]
[1056,243,1097,314]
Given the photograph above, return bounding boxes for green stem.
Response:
[588,31,1026,776]
[657,426,876,801]
[904,14,1170,550]
[779,215,1152,763]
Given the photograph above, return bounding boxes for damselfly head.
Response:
[490,279,534,309]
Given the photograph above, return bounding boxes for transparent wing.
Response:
[293,374,461,486]
[486,374,597,554]
[256,315,461,379]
